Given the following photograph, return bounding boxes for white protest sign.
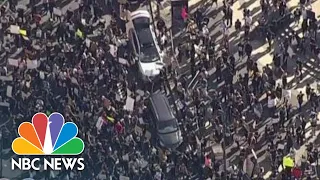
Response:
[116,93,121,101]
[85,38,91,48]
[17,4,27,10]
[126,88,131,96]
[135,95,141,102]
[0,76,13,81]
[267,97,277,108]
[26,60,39,69]
[122,154,129,161]
[138,117,144,124]
[53,8,62,16]
[74,88,79,96]
[36,29,42,38]
[21,92,31,99]
[71,77,78,85]
[118,58,128,65]
[119,176,129,180]
[9,25,20,34]
[81,18,86,25]
[136,89,144,96]
[145,131,151,141]
[8,58,19,67]
[6,86,12,97]
[176,99,184,110]
[287,46,295,58]
[109,44,117,57]
[96,117,104,131]
[278,144,285,150]
[124,96,134,111]
[140,159,148,168]
[134,125,143,136]
[0,102,9,107]
[39,71,45,79]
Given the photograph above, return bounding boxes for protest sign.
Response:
[118,58,128,65]
[134,125,143,136]
[8,58,19,67]
[287,46,295,58]
[6,86,12,97]
[76,29,84,38]
[21,92,31,99]
[39,71,45,79]
[126,88,131,96]
[140,160,148,168]
[85,38,91,48]
[96,117,104,131]
[119,176,129,180]
[124,96,134,111]
[17,4,27,10]
[116,93,121,102]
[0,102,9,107]
[26,60,39,69]
[19,29,27,36]
[145,131,151,141]
[9,25,20,34]
[122,154,129,161]
[136,89,144,96]
[109,44,117,57]
[283,156,294,168]
[53,8,62,16]
[0,76,13,81]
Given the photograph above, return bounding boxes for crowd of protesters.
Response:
[0,0,319,179]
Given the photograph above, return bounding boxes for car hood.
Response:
[159,130,182,149]
[139,62,163,77]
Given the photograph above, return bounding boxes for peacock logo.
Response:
[12,112,84,155]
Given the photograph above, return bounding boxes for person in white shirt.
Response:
[302,7,307,20]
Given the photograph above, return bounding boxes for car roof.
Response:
[136,28,153,45]
[150,92,175,122]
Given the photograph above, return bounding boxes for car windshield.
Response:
[139,45,160,63]
[133,18,150,29]
[158,119,178,134]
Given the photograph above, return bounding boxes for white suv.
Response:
[126,10,164,81]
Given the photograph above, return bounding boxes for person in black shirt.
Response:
[245,42,252,60]
[282,73,288,89]
[306,83,311,100]
[194,8,203,30]
[302,19,308,37]
[156,18,166,33]
[235,19,241,32]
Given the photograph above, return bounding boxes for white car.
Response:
[126,10,164,81]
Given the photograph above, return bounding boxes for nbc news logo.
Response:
[11,113,85,171]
